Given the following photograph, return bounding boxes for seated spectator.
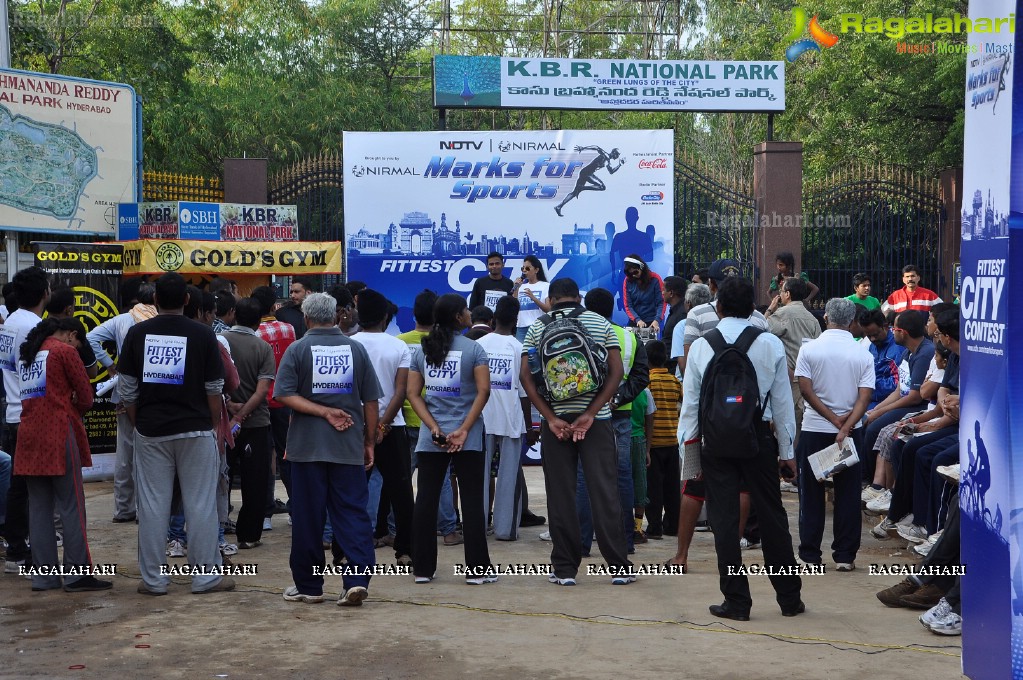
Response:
[876,495,963,635]
[858,308,906,411]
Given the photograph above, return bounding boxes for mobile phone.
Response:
[432,433,448,447]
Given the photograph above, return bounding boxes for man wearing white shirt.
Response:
[794,298,874,572]
[352,289,414,564]
[678,276,802,621]
[2,266,50,572]
[477,296,533,541]
[87,283,157,523]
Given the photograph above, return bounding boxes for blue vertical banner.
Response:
[117,202,139,241]
[177,201,221,240]
[342,130,674,329]
[961,1,1015,677]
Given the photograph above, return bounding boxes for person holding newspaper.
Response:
[794,298,874,572]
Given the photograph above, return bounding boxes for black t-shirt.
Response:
[119,315,225,437]
[276,304,307,339]
[469,276,514,310]
[940,352,960,395]
[662,304,687,359]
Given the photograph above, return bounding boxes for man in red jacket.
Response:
[882,265,941,316]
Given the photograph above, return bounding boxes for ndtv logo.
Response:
[440,141,483,150]
[638,158,668,169]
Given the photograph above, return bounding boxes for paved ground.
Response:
[1,467,964,679]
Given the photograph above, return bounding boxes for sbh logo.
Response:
[784,7,839,62]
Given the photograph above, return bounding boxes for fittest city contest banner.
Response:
[121,239,342,275]
[433,56,784,112]
[342,130,674,329]
[960,0,1015,676]
[33,242,124,463]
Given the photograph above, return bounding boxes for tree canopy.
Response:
[6,0,967,178]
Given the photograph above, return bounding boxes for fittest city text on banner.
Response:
[342,130,674,330]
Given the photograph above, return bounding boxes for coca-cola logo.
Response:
[638,158,668,169]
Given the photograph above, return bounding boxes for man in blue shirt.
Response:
[857,309,906,410]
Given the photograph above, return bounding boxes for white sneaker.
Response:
[611,573,637,585]
[920,597,952,627]
[338,585,368,607]
[911,541,932,557]
[282,585,324,603]
[165,539,186,558]
[835,562,856,572]
[539,530,552,541]
[897,523,929,544]
[287,515,293,526]
[871,517,895,539]
[465,573,499,585]
[927,530,943,545]
[55,531,63,548]
[780,480,798,494]
[864,489,892,515]
[262,517,273,531]
[739,537,760,550]
[925,604,962,636]
[861,486,886,504]
[219,541,238,556]
[548,574,577,586]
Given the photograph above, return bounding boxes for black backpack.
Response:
[698,326,768,459]
[531,307,608,402]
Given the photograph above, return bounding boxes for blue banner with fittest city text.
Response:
[342,130,674,331]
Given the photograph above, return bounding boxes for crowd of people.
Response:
[0,253,964,634]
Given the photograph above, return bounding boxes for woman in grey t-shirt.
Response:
[408,294,494,584]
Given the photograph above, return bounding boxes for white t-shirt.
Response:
[794,329,875,434]
[350,331,411,426]
[476,332,527,437]
[2,308,44,423]
[516,281,550,329]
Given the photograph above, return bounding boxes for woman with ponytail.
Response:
[14,317,111,592]
[407,294,494,584]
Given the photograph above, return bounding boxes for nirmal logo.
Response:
[784,7,839,62]
[350,165,365,178]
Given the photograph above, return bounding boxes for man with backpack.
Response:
[520,278,632,585]
[678,277,803,620]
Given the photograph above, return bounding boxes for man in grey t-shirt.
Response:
[273,293,382,606]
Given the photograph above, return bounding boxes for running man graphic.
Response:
[554,146,625,216]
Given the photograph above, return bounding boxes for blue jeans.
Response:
[168,514,226,544]
[0,450,10,526]
[366,467,384,533]
[576,413,634,553]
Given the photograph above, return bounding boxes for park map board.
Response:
[0,69,140,236]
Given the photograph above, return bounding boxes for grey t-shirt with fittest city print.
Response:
[272,327,382,465]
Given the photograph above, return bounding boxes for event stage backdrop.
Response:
[343,130,674,329]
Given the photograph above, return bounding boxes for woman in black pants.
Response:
[407,294,494,584]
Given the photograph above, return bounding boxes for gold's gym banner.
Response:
[33,242,124,472]
[121,240,342,274]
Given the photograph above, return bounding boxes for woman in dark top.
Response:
[407,294,494,584]
[622,253,665,333]
[15,317,111,592]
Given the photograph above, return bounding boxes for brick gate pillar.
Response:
[752,142,803,306]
